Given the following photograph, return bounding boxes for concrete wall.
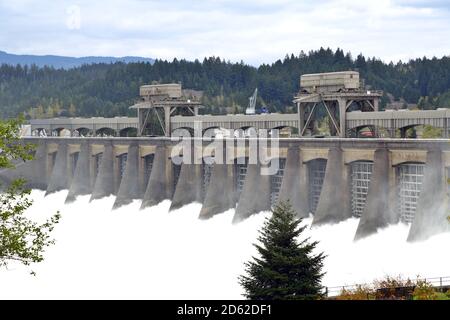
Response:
[2,137,448,241]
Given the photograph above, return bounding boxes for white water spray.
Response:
[0,190,449,299]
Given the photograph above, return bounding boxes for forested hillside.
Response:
[0,48,449,119]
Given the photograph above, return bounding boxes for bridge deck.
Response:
[28,108,450,137]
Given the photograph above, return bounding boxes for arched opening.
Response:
[270,126,299,138]
[349,161,374,217]
[119,127,138,137]
[73,127,93,137]
[399,124,443,139]
[270,158,286,206]
[203,126,231,138]
[348,125,392,138]
[32,128,48,137]
[307,158,327,214]
[396,162,425,223]
[348,125,377,138]
[171,127,195,138]
[96,127,117,137]
[239,126,258,138]
[52,127,71,137]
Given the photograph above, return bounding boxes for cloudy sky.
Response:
[0,0,449,65]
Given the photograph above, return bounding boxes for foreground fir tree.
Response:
[0,118,60,273]
[239,201,325,300]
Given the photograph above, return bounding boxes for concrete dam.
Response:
[3,71,450,244]
[1,136,449,243]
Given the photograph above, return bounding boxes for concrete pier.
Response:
[113,144,141,209]
[354,149,392,240]
[233,163,271,223]
[312,147,351,226]
[278,147,309,218]
[170,163,202,211]
[141,146,170,209]
[66,142,91,203]
[199,164,235,219]
[46,142,69,195]
[408,150,449,242]
[90,143,115,201]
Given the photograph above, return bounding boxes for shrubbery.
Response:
[334,276,450,300]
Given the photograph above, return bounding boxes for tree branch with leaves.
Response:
[0,117,60,273]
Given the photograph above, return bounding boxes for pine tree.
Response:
[239,201,325,300]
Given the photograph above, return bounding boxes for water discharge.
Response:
[0,190,449,299]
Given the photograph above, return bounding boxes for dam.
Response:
[2,71,449,243]
[2,136,449,243]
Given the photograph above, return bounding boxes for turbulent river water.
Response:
[0,190,449,299]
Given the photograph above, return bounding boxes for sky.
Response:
[0,0,449,65]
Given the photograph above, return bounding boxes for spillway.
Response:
[1,137,449,242]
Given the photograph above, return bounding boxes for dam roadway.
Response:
[1,136,449,242]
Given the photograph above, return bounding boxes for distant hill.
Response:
[0,50,154,69]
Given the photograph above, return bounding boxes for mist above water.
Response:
[0,190,448,299]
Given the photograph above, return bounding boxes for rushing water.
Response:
[0,190,449,299]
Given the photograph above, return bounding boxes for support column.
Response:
[373,99,379,111]
[444,118,448,138]
[165,147,175,199]
[170,163,202,211]
[298,102,305,137]
[113,144,140,209]
[199,164,235,219]
[137,108,143,136]
[66,142,91,203]
[232,163,271,223]
[338,99,347,138]
[141,146,169,209]
[278,147,309,218]
[312,147,351,226]
[46,142,68,195]
[90,143,114,200]
[355,149,394,240]
[408,150,449,242]
[164,106,171,137]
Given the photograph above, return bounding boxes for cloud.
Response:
[0,0,448,65]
